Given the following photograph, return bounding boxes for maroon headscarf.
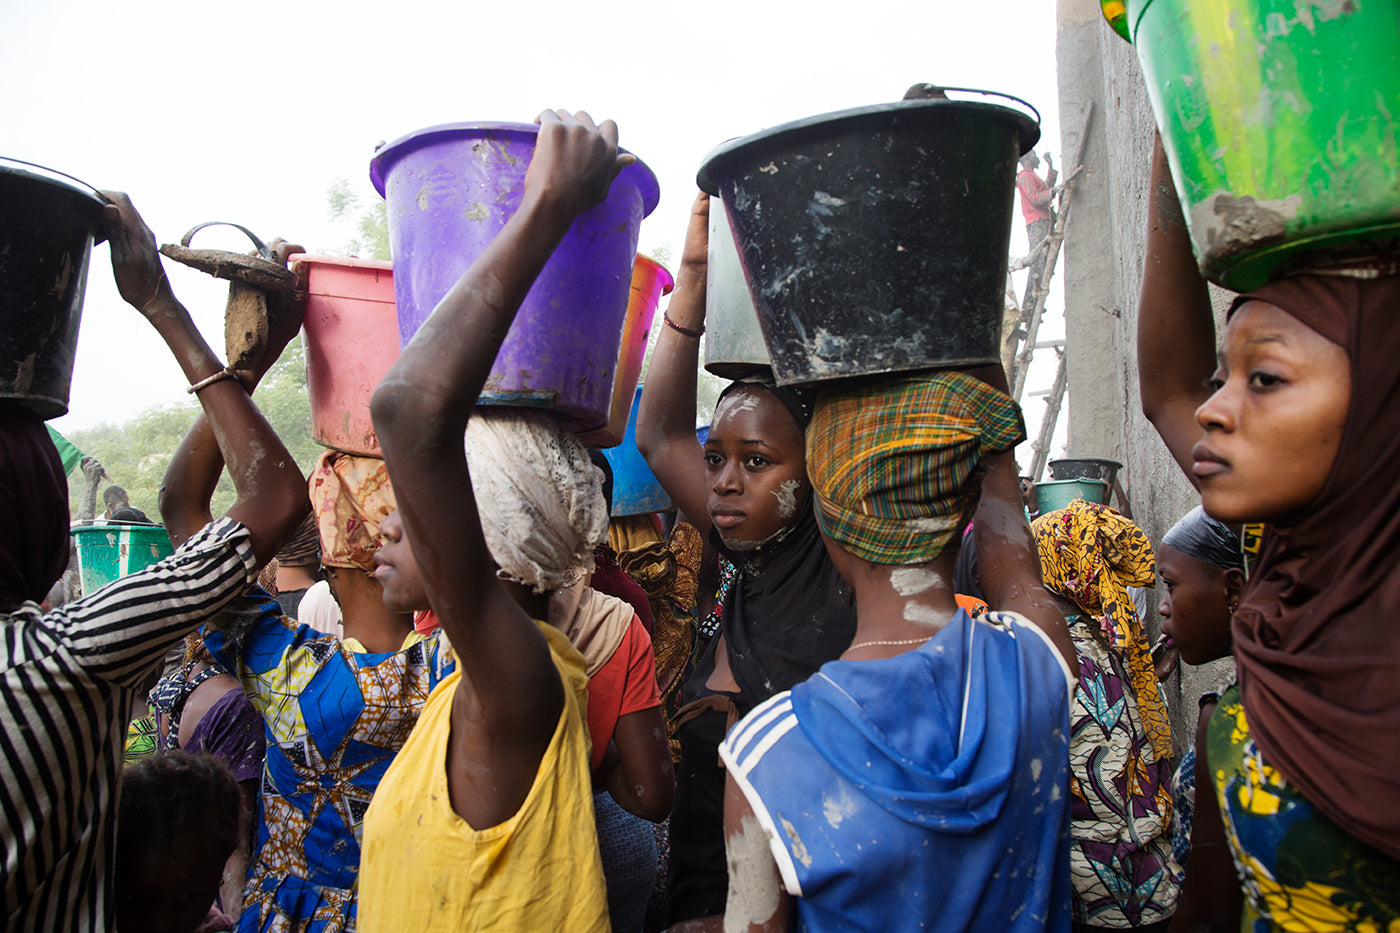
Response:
[1228,273,1400,860]
[0,405,71,611]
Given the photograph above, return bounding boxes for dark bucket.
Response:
[1047,457,1123,486]
[0,160,107,419]
[697,94,1039,387]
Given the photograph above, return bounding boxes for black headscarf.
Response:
[687,497,857,713]
[1161,506,1242,570]
[0,405,70,610]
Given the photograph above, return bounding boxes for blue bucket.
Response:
[601,387,673,517]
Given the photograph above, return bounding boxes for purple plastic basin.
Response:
[370,122,659,431]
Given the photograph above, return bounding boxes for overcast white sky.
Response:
[3,0,1068,461]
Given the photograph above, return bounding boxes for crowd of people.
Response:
[1,76,1396,933]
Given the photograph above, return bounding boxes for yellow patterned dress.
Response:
[1207,684,1400,932]
[203,589,453,932]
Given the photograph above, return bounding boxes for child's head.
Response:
[1156,506,1243,666]
[705,382,811,552]
[104,485,131,513]
[115,752,240,933]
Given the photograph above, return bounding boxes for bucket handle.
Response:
[179,221,276,261]
[917,87,1042,129]
[0,156,111,203]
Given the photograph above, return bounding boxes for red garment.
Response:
[590,545,656,634]
[585,615,661,771]
[413,609,438,635]
[1017,169,1051,224]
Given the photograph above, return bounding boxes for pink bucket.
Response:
[294,254,399,457]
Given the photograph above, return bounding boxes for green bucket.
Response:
[1035,479,1109,515]
[70,524,174,598]
[1126,0,1400,290]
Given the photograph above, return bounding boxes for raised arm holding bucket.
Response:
[1134,98,1400,930]
[357,110,634,933]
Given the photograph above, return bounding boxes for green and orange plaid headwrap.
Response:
[806,372,1025,565]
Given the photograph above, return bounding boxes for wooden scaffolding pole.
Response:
[1007,102,1095,402]
[1029,343,1067,481]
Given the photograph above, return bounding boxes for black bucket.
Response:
[1047,458,1123,486]
[697,93,1039,387]
[0,160,107,419]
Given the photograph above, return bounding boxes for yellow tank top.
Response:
[356,622,609,932]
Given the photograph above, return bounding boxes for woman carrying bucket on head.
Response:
[352,109,640,932]
[1029,499,1179,931]
[1138,128,1400,929]
[0,192,310,932]
[635,191,858,925]
[677,367,1077,932]
[154,253,454,932]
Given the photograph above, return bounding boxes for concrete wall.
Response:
[1055,0,1235,754]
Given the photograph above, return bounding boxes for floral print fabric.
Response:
[1067,614,1180,928]
[1208,684,1400,932]
[204,592,453,932]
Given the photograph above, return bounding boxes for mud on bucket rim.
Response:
[369,120,659,213]
[695,93,1041,195]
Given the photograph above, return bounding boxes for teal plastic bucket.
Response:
[70,524,174,597]
[1035,479,1109,514]
[601,387,673,517]
[1128,0,1400,289]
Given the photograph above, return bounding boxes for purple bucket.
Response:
[370,122,659,431]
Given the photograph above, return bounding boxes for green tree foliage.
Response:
[327,177,391,261]
[64,338,322,521]
[61,196,735,529]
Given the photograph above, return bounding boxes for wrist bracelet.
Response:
[187,367,238,395]
[663,312,704,338]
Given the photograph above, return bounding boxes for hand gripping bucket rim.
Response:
[369,121,659,213]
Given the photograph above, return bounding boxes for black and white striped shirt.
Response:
[0,517,256,931]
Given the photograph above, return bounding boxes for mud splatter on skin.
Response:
[713,391,761,426]
[904,602,943,624]
[726,814,782,928]
[772,479,801,521]
[889,566,943,596]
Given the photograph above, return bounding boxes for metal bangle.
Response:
[186,367,238,394]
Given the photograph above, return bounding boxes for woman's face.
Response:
[373,510,429,613]
[1193,300,1351,525]
[1155,544,1236,666]
[704,387,809,548]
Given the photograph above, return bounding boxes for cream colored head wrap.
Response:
[465,408,609,594]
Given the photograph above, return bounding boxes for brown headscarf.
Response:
[0,405,70,610]
[1229,273,1400,860]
